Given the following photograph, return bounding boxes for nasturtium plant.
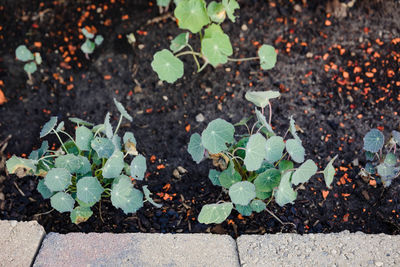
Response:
[151,0,277,83]
[6,99,161,224]
[359,128,400,187]
[80,27,103,58]
[187,91,337,224]
[15,45,42,82]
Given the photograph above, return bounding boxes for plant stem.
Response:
[51,129,67,152]
[114,116,123,136]
[175,51,202,57]
[197,62,208,73]
[227,56,259,62]
[187,44,201,71]
[274,152,288,168]
[268,101,272,126]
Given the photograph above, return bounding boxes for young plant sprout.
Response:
[6,99,161,224]
[187,90,337,224]
[80,27,104,59]
[15,45,42,84]
[151,0,277,83]
[359,128,400,186]
[156,0,179,13]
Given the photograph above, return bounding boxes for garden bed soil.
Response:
[0,0,400,237]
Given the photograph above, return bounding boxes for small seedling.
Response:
[15,45,42,83]
[156,0,180,13]
[151,0,277,83]
[187,90,337,224]
[80,28,104,59]
[7,99,161,224]
[359,128,400,186]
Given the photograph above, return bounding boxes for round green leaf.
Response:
[392,130,400,145]
[16,45,34,62]
[384,153,397,167]
[201,118,235,154]
[130,154,147,180]
[363,129,384,153]
[256,190,271,200]
[377,163,395,178]
[50,192,75,213]
[364,162,375,174]
[258,44,277,70]
[91,137,115,159]
[69,117,94,127]
[113,98,133,122]
[250,199,266,213]
[55,154,82,174]
[44,168,71,192]
[198,202,233,224]
[77,176,104,203]
[34,52,42,65]
[157,0,171,7]
[81,39,95,54]
[37,179,53,199]
[76,126,93,151]
[285,139,305,163]
[151,49,184,83]
[265,136,285,163]
[235,204,252,216]
[170,32,189,53]
[255,109,274,134]
[208,169,221,186]
[323,155,337,187]
[289,116,301,143]
[102,151,124,179]
[244,133,267,171]
[143,185,162,208]
[94,35,104,46]
[123,132,136,145]
[245,91,280,108]
[40,116,58,138]
[188,133,205,163]
[274,171,297,207]
[254,168,281,192]
[70,206,93,224]
[76,198,96,208]
[6,156,36,175]
[279,160,293,173]
[256,162,274,174]
[229,181,256,206]
[174,0,210,33]
[81,28,94,39]
[77,156,92,175]
[291,159,317,186]
[111,176,143,214]
[219,162,241,189]
[201,32,232,67]
[207,1,226,23]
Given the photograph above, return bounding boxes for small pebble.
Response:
[138,44,145,50]
[0,192,4,201]
[375,262,383,267]
[196,113,205,122]
[172,169,180,179]
[306,52,313,58]
[241,24,248,31]
[177,166,187,174]
[163,96,168,101]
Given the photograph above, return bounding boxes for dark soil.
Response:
[0,0,400,238]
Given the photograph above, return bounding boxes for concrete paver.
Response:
[34,232,240,267]
[0,220,45,267]
[237,231,400,267]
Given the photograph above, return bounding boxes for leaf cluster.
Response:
[15,45,42,75]
[360,128,400,186]
[151,0,277,83]
[187,91,337,224]
[80,28,104,55]
[6,99,161,224]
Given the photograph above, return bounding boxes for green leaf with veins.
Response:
[323,155,337,187]
[50,192,75,213]
[102,150,124,179]
[6,156,36,175]
[143,185,162,208]
[104,112,113,139]
[384,153,397,166]
[208,169,221,186]
[258,44,277,70]
[44,168,71,192]
[76,176,104,203]
[174,0,210,33]
[37,179,53,199]
[16,45,34,62]
[151,49,184,83]
[157,0,171,7]
[76,126,93,151]
[81,28,94,39]
[201,118,234,154]
[256,190,271,200]
[219,162,241,189]
[111,176,143,214]
[170,32,189,53]
[130,154,147,180]
[245,91,280,108]
[285,139,305,163]
[34,52,42,65]
[222,0,239,22]
[254,168,281,192]
[291,159,317,185]
[201,32,233,67]
[40,116,57,138]
[244,133,267,171]
[70,206,93,224]
[289,116,301,143]
[188,133,205,163]
[250,199,266,213]
[274,171,296,207]
[69,117,94,127]
[279,160,293,173]
[94,35,103,46]
[377,163,395,178]
[113,98,133,122]
[81,39,95,54]
[363,129,384,153]
[91,137,114,159]
[198,202,233,224]
[203,24,224,39]
[55,154,82,174]
[229,181,256,206]
[265,136,285,163]
[207,1,226,23]
[255,109,274,134]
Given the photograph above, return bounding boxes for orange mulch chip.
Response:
[185,124,191,132]
[0,89,7,105]
[104,75,112,80]
[322,190,329,200]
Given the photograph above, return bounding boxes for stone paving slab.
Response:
[34,232,240,267]
[0,220,45,267]
[237,231,400,267]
